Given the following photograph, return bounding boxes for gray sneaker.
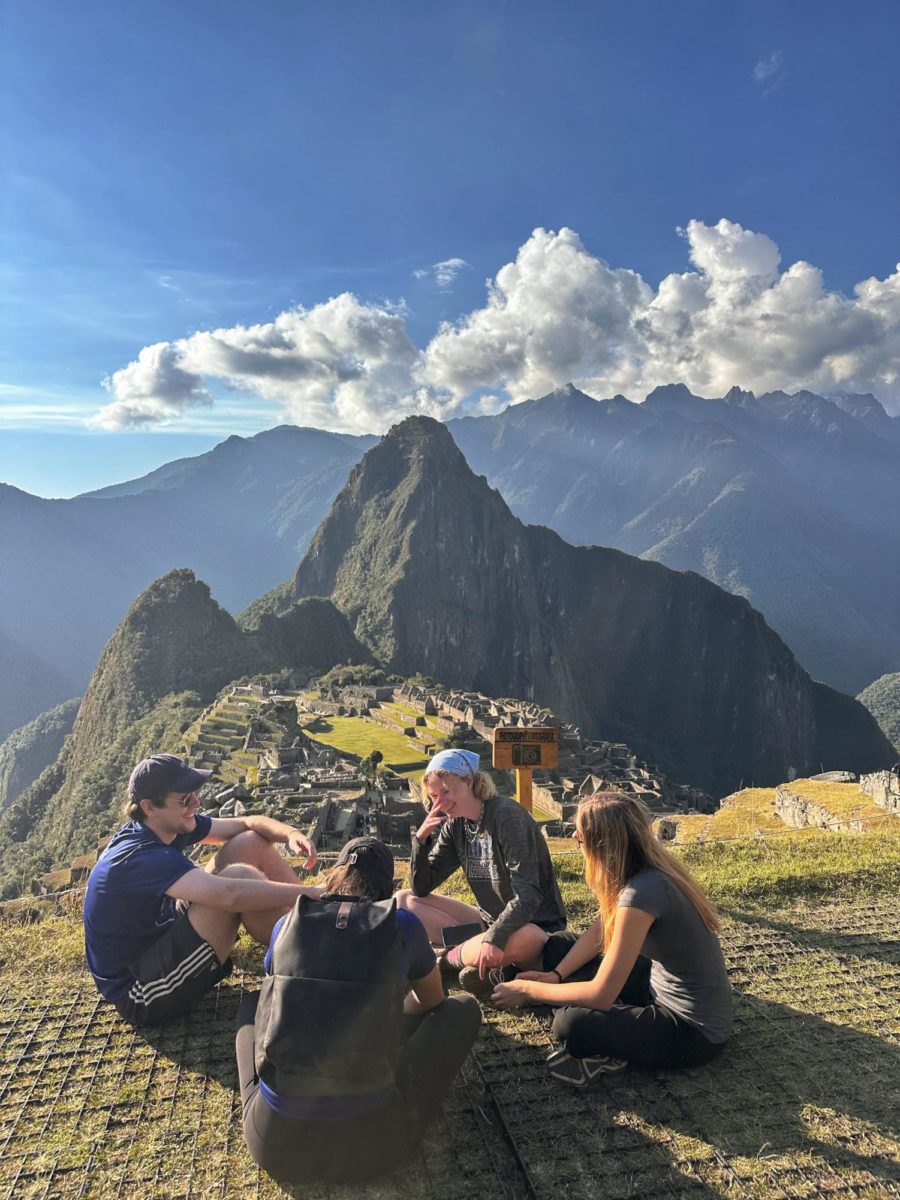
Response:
[458,964,515,1002]
[546,1047,627,1086]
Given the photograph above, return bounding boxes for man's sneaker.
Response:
[546,1047,627,1086]
[458,964,515,1002]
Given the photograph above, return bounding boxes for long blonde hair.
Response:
[577,791,720,951]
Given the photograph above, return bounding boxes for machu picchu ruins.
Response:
[184,678,718,852]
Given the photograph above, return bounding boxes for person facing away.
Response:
[83,752,320,1027]
[236,836,482,1185]
[396,748,567,1001]
[493,790,733,1086]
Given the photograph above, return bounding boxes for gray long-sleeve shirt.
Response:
[410,793,567,949]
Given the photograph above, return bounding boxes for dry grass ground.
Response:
[1,834,898,1200]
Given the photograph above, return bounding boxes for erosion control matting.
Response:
[1,898,898,1200]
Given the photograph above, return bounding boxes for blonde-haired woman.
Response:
[493,792,732,1085]
[397,749,566,1000]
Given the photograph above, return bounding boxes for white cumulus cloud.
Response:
[93,220,900,431]
[93,342,212,430]
[93,294,432,433]
[424,228,651,401]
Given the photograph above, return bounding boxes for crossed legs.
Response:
[395,889,548,970]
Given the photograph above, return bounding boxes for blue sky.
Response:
[2,0,898,496]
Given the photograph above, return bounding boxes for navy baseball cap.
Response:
[335,836,395,899]
[128,754,212,801]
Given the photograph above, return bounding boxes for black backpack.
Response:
[254,893,404,1098]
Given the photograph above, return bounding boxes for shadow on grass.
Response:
[722,904,900,968]
[471,975,899,1199]
[121,949,900,1198]
[133,977,246,1092]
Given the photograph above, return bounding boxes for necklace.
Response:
[464,801,485,843]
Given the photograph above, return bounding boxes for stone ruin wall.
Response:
[860,768,900,815]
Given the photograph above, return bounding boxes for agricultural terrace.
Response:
[301,714,431,775]
[664,782,896,844]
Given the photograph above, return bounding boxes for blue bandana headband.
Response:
[425,748,481,777]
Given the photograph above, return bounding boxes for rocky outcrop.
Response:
[291,416,894,796]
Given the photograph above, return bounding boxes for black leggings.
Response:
[542,932,725,1070]
[235,990,481,1185]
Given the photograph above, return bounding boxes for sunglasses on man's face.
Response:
[172,792,199,809]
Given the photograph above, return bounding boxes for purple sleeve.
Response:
[264,914,287,974]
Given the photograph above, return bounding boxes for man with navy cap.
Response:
[84,752,320,1026]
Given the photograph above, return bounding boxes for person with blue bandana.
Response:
[397,748,567,1001]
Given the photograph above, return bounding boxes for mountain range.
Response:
[449,383,900,695]
[1,414,893,893]
[2,384,897,745]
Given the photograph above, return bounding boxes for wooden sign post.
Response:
[492,727,559,814]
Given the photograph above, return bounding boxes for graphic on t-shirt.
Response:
[154,895,177,929]
[466,835,500,882]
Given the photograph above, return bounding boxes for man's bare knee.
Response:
[395,888,414,910]
[215,863,266,881]
[211,830,269,870]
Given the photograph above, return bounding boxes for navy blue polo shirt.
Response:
[83,814,212,1003]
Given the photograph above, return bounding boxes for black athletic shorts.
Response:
[115,911,232,1027]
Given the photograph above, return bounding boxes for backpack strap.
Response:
[335,900,353,930]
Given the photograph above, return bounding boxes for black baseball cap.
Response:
[335,836,395,900]
[128,754,212,801]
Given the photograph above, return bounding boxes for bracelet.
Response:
[551,968,563,983]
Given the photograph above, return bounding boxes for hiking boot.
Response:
[546,1047,627,1086]
[458,964,515,1002]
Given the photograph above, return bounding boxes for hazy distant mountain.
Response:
[0,426,373,741]
[283,415,892,795]
[447,384,900,693]
[0,698,79,816]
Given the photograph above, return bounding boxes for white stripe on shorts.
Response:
[129,941,217,1007]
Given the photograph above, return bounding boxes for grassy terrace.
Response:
[667,783,898,845]
[302,715,429,774]
[1,833,898,1200]
[778,780,896,830]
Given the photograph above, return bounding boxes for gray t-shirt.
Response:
[619,867,732,1044]
[410,792,567,949]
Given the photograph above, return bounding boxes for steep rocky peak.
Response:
[339,414,487,510]
[723,385,758,410]
[73,569,250,750]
